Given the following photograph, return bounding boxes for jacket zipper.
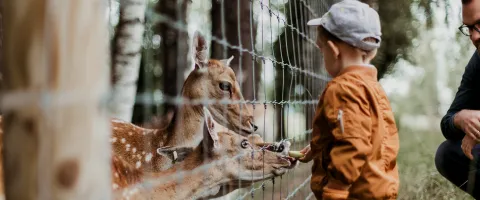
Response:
[337,109,344,133]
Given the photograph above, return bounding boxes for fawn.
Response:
[110,31,260,172]
[113,107,297,200]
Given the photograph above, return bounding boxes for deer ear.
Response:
[220,55,234,67]
[202,107,219,149]
[193,31,208,69]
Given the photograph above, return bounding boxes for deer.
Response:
[110,30,264,172]
[113,107,297,200]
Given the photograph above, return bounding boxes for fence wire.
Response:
[0,0,331,199]
[105,0,333,199]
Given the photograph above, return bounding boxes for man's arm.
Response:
[440,51,479,141]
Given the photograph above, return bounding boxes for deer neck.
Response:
[141,151,228,199]
[166,105,204,147]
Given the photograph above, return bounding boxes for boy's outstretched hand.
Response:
[298,144,313,163]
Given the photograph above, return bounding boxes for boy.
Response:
[298,0,400,199]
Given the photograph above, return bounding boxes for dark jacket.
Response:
[440,51,480,141]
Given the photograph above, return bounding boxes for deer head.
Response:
[115,107,296,200]
[181,31,257,136]
[198,107,296,182]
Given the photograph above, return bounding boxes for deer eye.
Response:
[240,139,250,149]
[219,82,231,91]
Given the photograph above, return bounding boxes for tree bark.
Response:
[2,0,111,199]
[110,0,147,122]
[211,0,259,101]
[0,0,3,92]
[155,0,189,115]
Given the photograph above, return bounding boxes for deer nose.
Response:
[252,124,258,131]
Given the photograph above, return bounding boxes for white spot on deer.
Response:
[127,188,140,196]
[136,161,141,169]
[142,151,146,155]
[111,137,117,143]
[145,153,153,162]
[121,138,126,143]
[113,127,119,130]
[128,132,133,136]
[115,173,119,178]
[112,183,119,189]
[126,144,131,148]
[132,148,137,153]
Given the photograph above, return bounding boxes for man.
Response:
[435,0,480,198]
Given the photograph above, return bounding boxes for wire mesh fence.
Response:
[4,0,480,200]
[1,0,335,199]
[109,0,334,199]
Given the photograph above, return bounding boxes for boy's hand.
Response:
[298,145,313,163]
[462,134,478,160]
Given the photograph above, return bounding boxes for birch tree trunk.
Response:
[2,0,111,199]
[110,0,147,122]
[0,0,3,92]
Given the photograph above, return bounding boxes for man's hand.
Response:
[462,135,478,160]
[298,145,313,163]
[454,109,480,141]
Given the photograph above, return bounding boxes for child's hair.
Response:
[317,26,377,61]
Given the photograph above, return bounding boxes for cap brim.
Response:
[307,18,322,26]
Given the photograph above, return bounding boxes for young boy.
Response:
[298,0,399,199]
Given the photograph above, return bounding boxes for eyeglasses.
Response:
[459,22,480,36]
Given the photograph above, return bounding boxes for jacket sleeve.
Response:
[321,82,372,200]
[440,51,479,141]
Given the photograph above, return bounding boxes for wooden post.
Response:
[2,0,111,199]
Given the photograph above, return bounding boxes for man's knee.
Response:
[435,140,458,176]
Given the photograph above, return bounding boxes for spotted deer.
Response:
[113,107,297,200]
[110,31,259,172]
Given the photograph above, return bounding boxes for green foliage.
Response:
[363,0,450,79]
[370,0,418,79]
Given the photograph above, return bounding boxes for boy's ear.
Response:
[327,40,340,59]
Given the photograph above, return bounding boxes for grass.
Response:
[396,128,473,200]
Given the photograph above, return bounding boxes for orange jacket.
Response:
[310,66,399,200]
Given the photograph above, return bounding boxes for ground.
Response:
[231,128,474,200]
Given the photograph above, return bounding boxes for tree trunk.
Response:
[211,0,259,101]
[110,0,147,122]
[0,0,3,92]
[156,0,189,115]
[2,0,111,199]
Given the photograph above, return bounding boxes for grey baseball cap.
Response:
[307,0,381,51]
